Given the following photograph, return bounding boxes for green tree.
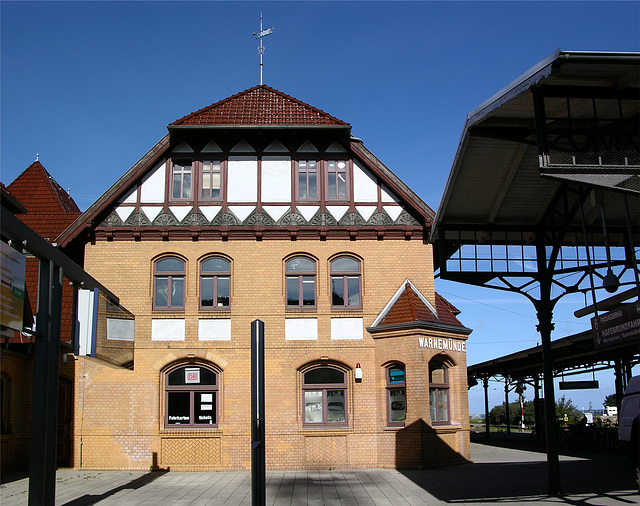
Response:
[603,394,616,407]
[555,395,582,423]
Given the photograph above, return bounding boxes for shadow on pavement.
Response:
[400,433,638,504]
[60,471,168,506]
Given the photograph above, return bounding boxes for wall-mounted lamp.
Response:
[355,363,362,380]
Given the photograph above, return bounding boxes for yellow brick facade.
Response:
[73,238,470,470]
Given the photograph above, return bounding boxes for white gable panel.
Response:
[228,206,255,223]
[384,206,403,221]
[141,206,162,222]
[198,319,231,341]
[169,206,192,222]
[331,318,363,340]
[120,187,137,204]
[115,205,135,222]
[262,206,289,222]
[140,160,166,203]
[353,161,378,202]
[297,206,319,222]
[356,206,376,221]
[264,139,288,152]
[285,318,318,340]
[262,156,291,202]
[381,184,400,203]
[326,206,349,221]
[228,157,257,202]
[199,206,222,222]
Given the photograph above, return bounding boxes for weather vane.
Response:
[253,13,275,85]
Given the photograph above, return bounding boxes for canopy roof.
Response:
[432,51,639,262]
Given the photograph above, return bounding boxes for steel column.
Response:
[251,319,265,506]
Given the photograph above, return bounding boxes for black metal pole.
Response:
[483,376,490,440]
[505,378,511,434]
[251,319,265,506]
[29,260,62,505]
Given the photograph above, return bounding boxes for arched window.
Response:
[330,256,361,308]
[286,256,316,307]
[302,366,347,427]
[386,364,406,427]
[154,257,185,310]
[429,361,449,424]
[200,256,230,309]
[165,364,219,428]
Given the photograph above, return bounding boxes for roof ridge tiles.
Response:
[170,84,349,127]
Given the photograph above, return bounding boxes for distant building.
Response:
[1,161,81,471]
[54,85,473,471]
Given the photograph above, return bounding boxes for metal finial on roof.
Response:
[253,13,275,85]
[36,153,39,162]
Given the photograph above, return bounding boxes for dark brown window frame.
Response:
[199,159,225,202]
[326,160,349,201]
[330,256,362,309]
[302,365,348,428]
[429,361,450,425]
[164,363,219,429]
[170,160,193,201]
[285,256,317,309]
[199,256,231,310]
[153,256,186,311]
[386,364,406,427]
[295,160,319,202]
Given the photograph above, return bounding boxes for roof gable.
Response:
[170,85,349,127]
[7,161,81,241]
[369,280,470,334]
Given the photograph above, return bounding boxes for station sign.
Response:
[592,301,640,349]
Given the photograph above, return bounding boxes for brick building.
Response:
[57,85,472,471]
[1,162,81,471]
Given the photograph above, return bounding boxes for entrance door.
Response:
[57,377,72,467]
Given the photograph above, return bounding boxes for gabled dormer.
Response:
[58,85,434,247]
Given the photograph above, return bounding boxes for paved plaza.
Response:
[2,436,638,505]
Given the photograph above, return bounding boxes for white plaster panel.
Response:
[141,206,162,222]
[140,160,166,203]
[381,184,399,203]
[353,161,378,202]
[228,157,257,202]
[326,206,349,221]
[199,206,222,222]
[331,318,363,340]
[383,206,403,221]
[198,319,231,341]
[228,206,255,223]
[169,206,192,222]
[285,318,318,340]
[262,206,289,222]
[297,140,318,152]
[172,141,194,153]
[107,318,135,341]
[121,187,137,204]
[261,156,291,202]
[115,205,135,222]
[356,206,376,221]
[297,206,319,222]
[151,319,185,341]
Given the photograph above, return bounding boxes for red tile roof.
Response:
[171,85,349,127]
[6,161,82,340]
[377,282,467,330]
[7,161,81,241]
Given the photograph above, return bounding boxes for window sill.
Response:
[285,307,317,313]
[383,425,405,431]
[300,427,353,434]
[199,309,231,314]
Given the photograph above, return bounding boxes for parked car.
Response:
[619,375,640,490]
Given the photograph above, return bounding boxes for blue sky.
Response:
[2,1,639,414]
